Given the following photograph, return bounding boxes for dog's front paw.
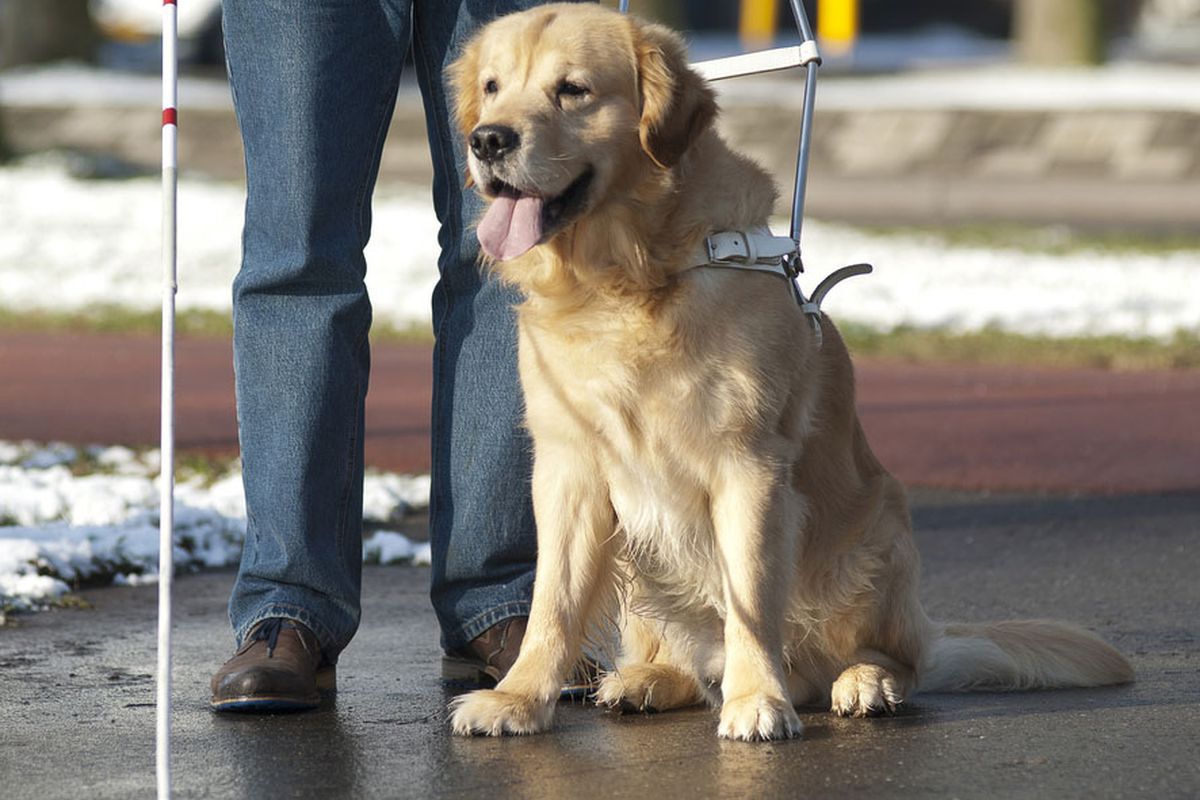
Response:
[718,692,803,741]
[830,664,903,717]
[449,689,555,736]
[596,664,702,712]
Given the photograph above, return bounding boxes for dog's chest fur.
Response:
[601,385,727,615]
[519,302,767,616]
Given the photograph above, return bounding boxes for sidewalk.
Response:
[2,331,1198,494]
[1,489,1197,799]
[3,63,1199,229]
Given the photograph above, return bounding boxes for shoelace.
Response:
[251,618,287,658]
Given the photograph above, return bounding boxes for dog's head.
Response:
[449,3,716,262]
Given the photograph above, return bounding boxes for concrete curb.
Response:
[5,82,1199,229]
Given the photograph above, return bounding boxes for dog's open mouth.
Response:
[477,168,594,261]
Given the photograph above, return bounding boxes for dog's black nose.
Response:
[470,124,520,163]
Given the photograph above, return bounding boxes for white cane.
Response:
[158,1,179,798]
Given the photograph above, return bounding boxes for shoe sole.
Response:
[441,655,502,687]
[210,667,336,713]
[211,695,321,713]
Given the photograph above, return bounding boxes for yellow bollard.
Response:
[818,0,858,56]
[740,0,780,49]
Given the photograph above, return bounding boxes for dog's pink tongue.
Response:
[478,191,544,261]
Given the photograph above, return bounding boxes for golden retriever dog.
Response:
[447,3,1133,741]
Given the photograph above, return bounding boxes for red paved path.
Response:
[2,332,1197,494]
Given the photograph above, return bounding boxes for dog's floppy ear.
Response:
[634,21,717,169]
[447,38,482,187]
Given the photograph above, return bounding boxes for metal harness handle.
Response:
[625,1,875,350]
[794,263,874,349]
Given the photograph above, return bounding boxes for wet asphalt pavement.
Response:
[2,489,1198,799]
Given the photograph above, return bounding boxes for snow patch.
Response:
[363,531,432,567]
[1,160,1197,340]
[0,441,431,613]
[0,161,440,334]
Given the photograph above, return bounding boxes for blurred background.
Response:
[1,1,1199,610]
[0,0,1198,363]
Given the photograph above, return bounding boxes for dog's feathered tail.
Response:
[920,619,1134,692]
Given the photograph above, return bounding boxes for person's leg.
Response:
[412,0,533,652]
[412,0,588,652]
[221,0,410,660]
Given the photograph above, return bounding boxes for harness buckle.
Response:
[705,230,751,266]
[705,230,794,268]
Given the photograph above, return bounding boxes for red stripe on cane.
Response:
[162,108,177,126]
[164,0,176,5]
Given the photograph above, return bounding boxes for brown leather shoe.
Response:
[210,618,335,712]
[441,616,599,698]
[442,616,527,687]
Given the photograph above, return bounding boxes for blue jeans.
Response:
[223,0,565,658]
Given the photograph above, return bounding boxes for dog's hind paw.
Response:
[718,692,803,741]
[596,664,703,712]
[449,689,555,736]
[830,664,903,718]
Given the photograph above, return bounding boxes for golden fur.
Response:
[447,4,1133,740]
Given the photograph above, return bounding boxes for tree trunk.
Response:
[0,110,10,162]
[1014,0,1106,65]
[636,0,687,29]
[0,0,96,68]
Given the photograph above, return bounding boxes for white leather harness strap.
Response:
[685,228,873,348]
[701,229,798,276]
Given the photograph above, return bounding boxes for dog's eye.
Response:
[556,80,590,100]
[484,79,499,95]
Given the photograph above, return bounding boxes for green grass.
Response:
[0,442,237,486]
[372,320,435,342]
[858,222,1200,256]
[176,452,239,487]
[0,305,232,337]
[0,306,434,342]
[839,322,1200,371]
[53,594,95,611]
[2,306,1197,371]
